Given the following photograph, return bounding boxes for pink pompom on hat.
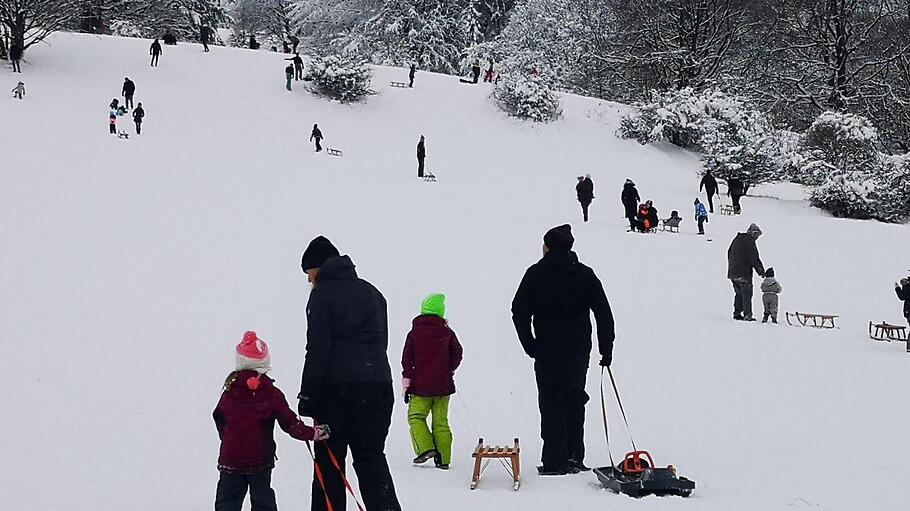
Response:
[236,330,271,374]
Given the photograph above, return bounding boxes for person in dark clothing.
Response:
[576,174,594,223]
[471,59,482,84]
[150,39,162,67]
[132,103,145,135]
[289,34,300,54]
[621,179,640,231]
[310,124,323,152]
[484,59,495,83]
[512,225,615,476]
[286,53,304,80]
[700,170,718,213]
[634,201,658,232]
[122,77,135,109]
[249,35,260,50]
[163,31,177,45]
[298,236,402,511]
[727,223,765,321]
[110,98,120,111]
[695,198,709,235]
[285,64,294,91]
[200,26,211,52]
[417,135,426,178]
[409,64,416,88]
[896,278,910,325]
[728,177,745,214]
[10,43,22,73]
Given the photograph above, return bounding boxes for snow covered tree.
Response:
[802,111,879,176]
[230,0,292,49]
[304,52,374,102]
[493,72,561,122]
[70,0,228,41]
[0,0,84,53]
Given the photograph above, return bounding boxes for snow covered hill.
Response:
[2,33,910,511]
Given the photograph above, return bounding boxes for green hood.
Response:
[420,293,446,318]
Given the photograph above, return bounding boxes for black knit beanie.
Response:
[544,224,574,252]
[301,236,340,271]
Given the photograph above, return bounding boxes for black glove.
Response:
[599,353,612,367]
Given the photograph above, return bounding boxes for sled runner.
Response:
[470,438,521,491]
[594,367,695,498]
[659,219,680,233]
[390,81,409,88]
[117,131,130,139]
[718,205,736,215]
[423,172,436,182]
[786,312,838,329]
[326,148,343,157]
[869,321,908,345]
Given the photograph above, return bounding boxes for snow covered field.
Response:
[2,33,910,510]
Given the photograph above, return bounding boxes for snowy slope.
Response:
[2,33,910,511]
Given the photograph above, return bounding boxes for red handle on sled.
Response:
[621,451,655,475]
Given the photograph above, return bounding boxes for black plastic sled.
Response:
[594,451,695,498]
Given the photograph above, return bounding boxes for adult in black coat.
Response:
[298,237,401,511]
[286,53,304,80]
[132,103,145,135]
[310,124,323,152]
[10,43,22,73]
[417,135,426,178]
[620,179,640,230]
[700,170,718,213]
[576,175,594,222]
[512,225,615,475]
[409,64,416,88]
[896,278,910,324]
[289,34,300,54]
[728,177,745,214]
[122,77,136,109]
[727,223,765,321]
[200,26,211,52]
[150,39,162,67]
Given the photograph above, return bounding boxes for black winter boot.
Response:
[762,314,769,323]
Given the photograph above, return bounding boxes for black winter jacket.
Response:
[299,256,393,415]
[576,178,594,204]
[728,178,745,197]
[417,140,426,159]
[133,107,145,122]
[10,45,23,60]
[512,251,615,364]
[621,183,640,216]
[727,233,764,280]
[700,174,718,194]
[150,41,162,55]
[122,80,135,96]
[896,284,910,318]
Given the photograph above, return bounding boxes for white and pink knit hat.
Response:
[235,330,271,374]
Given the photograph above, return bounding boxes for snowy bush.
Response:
[109,20,143,38]
[304,54,374,103]
[493,73,561,122]
[802,111,879,173]
[809,177,876,220]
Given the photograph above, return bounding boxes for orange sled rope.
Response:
[305,440,366,511]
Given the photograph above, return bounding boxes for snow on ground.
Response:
[2,34,910,511]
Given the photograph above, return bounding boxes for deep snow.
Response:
[2,33,910,511]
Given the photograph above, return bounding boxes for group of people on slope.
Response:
[213,226,617,511]
[700,170,746,215]
[108,78,145,135]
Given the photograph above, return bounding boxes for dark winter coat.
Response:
[299,256,393,416]
[727,233,765,280]
[10,44,23,60]
[310,127,322,142]
[150,41,162,55]
[200,27,211,43]
[285,65,294,78]
[133,106,145,122]
[512,250,615,364]
[621,183,640,217]
[728,178,745,197]
[700,173,718,194]
[214,370,316,473]
[409,65,416,79]
[896,284,910,318]
[122,79,135,97]
[576,178,594,205]
[401,315,464,397]
[417,140,426,159]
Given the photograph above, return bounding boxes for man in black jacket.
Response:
[417,135,426,178]
[132,103,145,135]
[727,223,765,321]
[700,170,718,213]
[122,77,136,109]
[298,236,401,511]
[576,175,594,222]
[728,177,745,214]
[10,43,22,73]
[621,179,640,231]
[896,278,910,325]
[150,39,162,66]
[512,225,615,476]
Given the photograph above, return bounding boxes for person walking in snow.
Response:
[12,81,25,100]
[286,53,304,80]
[297,236,402,511]
[132,103,145,135]
[310,124,323,152]
[727,223,765,321]
[484,59,495,83]
[576,174,594,223]
[122,77,136,110]
[700,170,718,213]
[200,26,211,52]
[10,42,22,73]
[150,39,162,67]
[214,331,329,511]
[728,177,745,214]
[417,135,426,178]
[761,267,782,324]
[896,277,910,326]
[109,109,118,135]
[402,293,463,470]
[409,63,417,88]
[285,64,294,91]
[694,198,709,235]
[289,34,300,54]
[512,225,615,476]
[621,179,640,231]
[471,59,482,84]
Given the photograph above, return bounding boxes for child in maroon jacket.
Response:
[214,331,329,511]
[402,294,464,469]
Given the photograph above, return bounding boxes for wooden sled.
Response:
[659,220,680,233]
[326,148,343,157]
[786,312,838,329]
[117,131,130,139]
[869,321,908,344]
[423,172,436,182]
[718,205,736,216]
[471,438,520,491]
[390,81,410,88]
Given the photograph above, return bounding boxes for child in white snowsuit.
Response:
[12,82,25,100]
[761,267,782,324]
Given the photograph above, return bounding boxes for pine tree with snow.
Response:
[303,52,374,102]
[493,72,561,122]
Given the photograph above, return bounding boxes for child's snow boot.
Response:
[413,450,437,465]
[434,452,449,470]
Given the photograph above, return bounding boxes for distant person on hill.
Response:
[728,177,745,214]
[310,124,323,152]
[285,64,294,91]
[150,39,162,67]
[200,26,211,52]
[484,59,495,83]
[289,34,300,54]
[109,109,118,135]
[727,223,765,322]
[249,34,260,50]
[12,81,25,100]
[110,98,120,110]
[133,103,145,135]
[401,293,463,470]
[409,64,416,88]
[663,210,682,230]
[621,179,640,231]
[635,201,658,232]
[163,31,177,45]
[896,277,910,326]
[10,42,23,73]
[417,135,426,178]
[472,59,482,84]
[576,174,594,223]
[699,170,718,213]
[286,52,304,80]
[694,198,709,235]
[122,77,136,110]
[761,267,782,324]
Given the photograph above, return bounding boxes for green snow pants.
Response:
[408,395,452,465]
